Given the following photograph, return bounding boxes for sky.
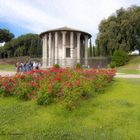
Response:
[0,0,140,43]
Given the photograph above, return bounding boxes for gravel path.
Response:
[115,74,140,78]
[0,71,16,76]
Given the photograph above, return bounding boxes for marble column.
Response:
[84,35,88,66]
[48,33,52,66]
[61,31,66,66]
[44,34,47,67]
[51,35,54,65]
[77,33,81,63]
[42,37,45,67]
[70,32,74,59]
[55,32,58,64]
[42,35,48,68]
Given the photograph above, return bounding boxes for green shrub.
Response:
[37,90,51,105]
[76,63,81,69]
[93,74,108,92]
[0,87,5,96]
[62,78,95,110]
[37,82,61,105]
[80,80,95,98]
[110,62,116,68]
[14,82,36,100]
[112,50,129,67]
[53,64,60,68]
[62,85,81,111]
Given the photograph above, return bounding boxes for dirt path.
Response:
[115,74,140,78]
[0,71,16,76]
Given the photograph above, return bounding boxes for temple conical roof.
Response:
[40,26,91,38]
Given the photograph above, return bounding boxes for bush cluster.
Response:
[0,67,116,110]
[110,50,129,68]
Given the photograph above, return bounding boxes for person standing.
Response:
[15,62,20,72]
[33,61,36,70]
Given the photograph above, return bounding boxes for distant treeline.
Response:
[0,30,42,58]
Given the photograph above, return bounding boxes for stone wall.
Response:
[57,57,111,68]
[81,57,112,68]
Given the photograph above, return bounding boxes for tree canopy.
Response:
[96,6,140,56]
[0,33,42,58]
[0,29,14,43]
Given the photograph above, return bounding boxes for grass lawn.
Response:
[117,56,140,74]
[0,64,15,72]
[0,78,140,140]
[117,68,140,74]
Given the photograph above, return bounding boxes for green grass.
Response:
[117,68,140,74]
[0,64,15,71]
[0,78,140,140]
[117,56,140,74]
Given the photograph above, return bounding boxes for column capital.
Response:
[61,31,67,35]
[55,32,58,35]
[43,35,46,40]
[49,32,52,37]
[84,35,89,40]
[70,32,74,43]
[77,32,81,37]
[70,32,74,35]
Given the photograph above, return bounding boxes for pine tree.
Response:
[92,45,95,56]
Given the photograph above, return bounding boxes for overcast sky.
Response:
[0,0,140,42]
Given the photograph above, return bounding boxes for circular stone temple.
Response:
[40,27,92,68]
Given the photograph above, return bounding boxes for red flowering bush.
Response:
[0,67,116,110]
[0,76,17,96]
[14,81,39,100]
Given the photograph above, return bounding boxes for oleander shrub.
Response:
[0,67,116,110]
[37,89,50,105]
[0,76,17,96]
[15,81,38,100]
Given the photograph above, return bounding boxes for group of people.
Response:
[15,61,41,72]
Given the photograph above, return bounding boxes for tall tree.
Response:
[96,6,140,56]
[0,29,14,43]
[0,33,42,58]
[92,45,95,56]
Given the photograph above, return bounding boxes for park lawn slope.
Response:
[0,78,140,140]
[117,56,140,74]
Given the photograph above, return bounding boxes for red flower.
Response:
[55,77,61,81]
